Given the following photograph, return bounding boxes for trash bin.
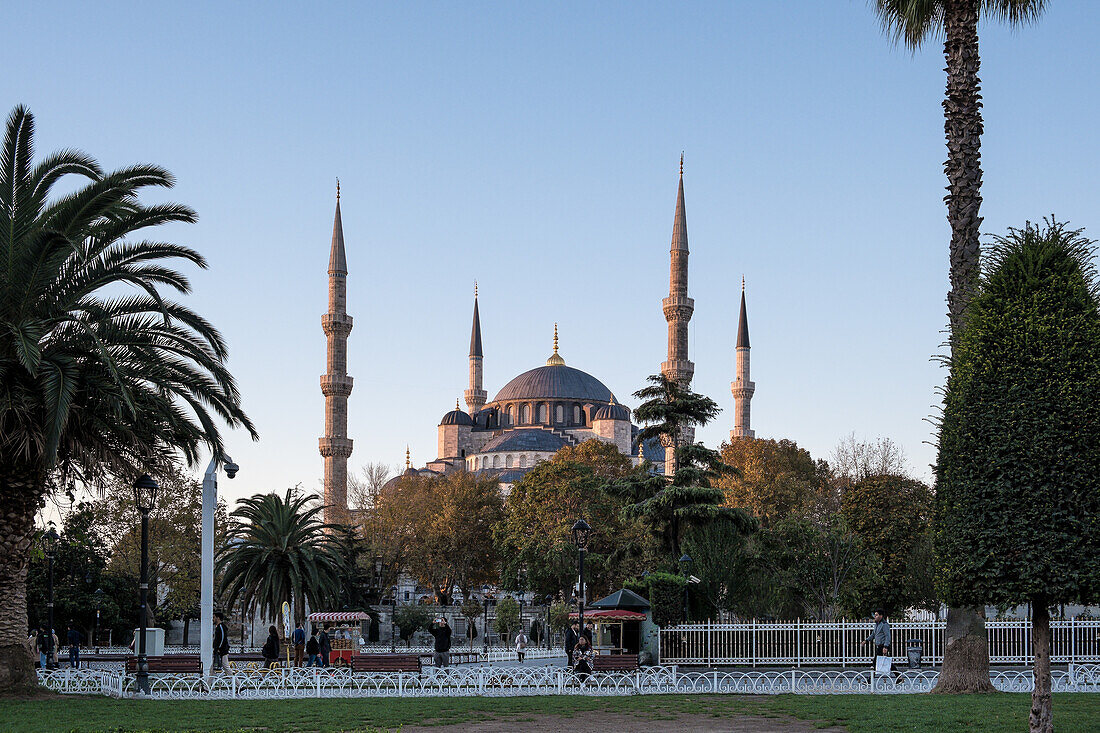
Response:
[906,639,923,669]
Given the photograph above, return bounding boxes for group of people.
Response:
[212,612,341,671]
[27,625,82,669]
[564,619,595,677]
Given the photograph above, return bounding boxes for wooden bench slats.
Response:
[350,654,421,673]
[593,654,639,671]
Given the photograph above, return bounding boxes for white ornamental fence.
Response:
[37,664,1100,699]
[659,619,1100,667]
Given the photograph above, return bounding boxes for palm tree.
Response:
[0,106,255,691]
[217,490,345,624]
[874,0,1046,695]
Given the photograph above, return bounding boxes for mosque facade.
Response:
[320,164,756,519]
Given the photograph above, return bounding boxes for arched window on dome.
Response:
[519,454,527,468]
[506,454,513,468]
[507,404,515,426]
[520,404,529,424]
[573,405,581,425]
[493,455,500,468]
[555,404,563,423]
[537,403,547,424]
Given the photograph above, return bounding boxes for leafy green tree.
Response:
[873,0,1047,696]
[494,596,520,640]
[393,604,433,647]
[717,437,832,527]
[936,220,1100,729]
[548,602,571,634]
[619,374,754,560]
[217,489,344,623]
[841,474,936,617]
[460,598,483,649]
[645,572,686,628]
[0,106,255,691]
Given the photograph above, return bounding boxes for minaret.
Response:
[730,278,756,439]
[319,180,354,524]
[661,155,695,472]
[464,283,487,414]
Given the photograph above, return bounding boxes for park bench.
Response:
[125,655,201,674]
[593,654,639,672]
[350,654,421,674]
[420,651,479,666]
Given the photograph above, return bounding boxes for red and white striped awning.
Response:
[308,612,370,623]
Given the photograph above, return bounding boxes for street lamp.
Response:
[133,473,158,695]
[390,585,398,653]
[544,595,553,651]
[679,554,693,623]
[93,588,104,653]
[200,454,237,677]
[570,519,592,641]
[43,525,59,670]
[482,594,491,654]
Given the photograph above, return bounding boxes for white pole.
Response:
[201,457,218,678]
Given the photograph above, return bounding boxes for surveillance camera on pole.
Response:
[201,454,237,678]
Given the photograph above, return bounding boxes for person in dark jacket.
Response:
[66,625,82,668]
[428,617,452,667]
[306,630,320,667]
[213,612,231,671]
[318,625,332,667]
[35,627,50,670]
[564,620,580,666]
[261,625,281,669]
[291,622,306,667]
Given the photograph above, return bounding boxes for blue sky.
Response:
[6,1,1098,507]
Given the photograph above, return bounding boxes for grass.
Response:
[0,693,1097,732]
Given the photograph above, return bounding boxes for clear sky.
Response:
[6,1,1098,510]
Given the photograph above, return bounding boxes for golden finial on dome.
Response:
[546,323,565,366]
[405,445,410,470]
[455,398,460,410]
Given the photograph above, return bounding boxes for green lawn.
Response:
[0,693,1097,732]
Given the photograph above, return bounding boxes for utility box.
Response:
[133,627,165,656]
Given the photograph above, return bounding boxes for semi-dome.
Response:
[479,429,567,453]
[439,408,474,426]
[493,364,617,404]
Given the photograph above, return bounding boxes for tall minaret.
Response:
[319,181,354,523]
[730,278,756,439]
[464,284,487,415]
[661,155,695,472]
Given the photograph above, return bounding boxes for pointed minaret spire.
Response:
[661,157,696,474]
[320,184,354,524]
[731,281,755,439]
[465,284,487,414]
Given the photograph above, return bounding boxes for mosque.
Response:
[319,162,756,519]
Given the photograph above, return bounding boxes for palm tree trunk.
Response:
[933,0,993,696]
[1029,598,1053,733]
[942,0,984,333]
[0,465,44,693]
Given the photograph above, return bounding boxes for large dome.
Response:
[493,364,617,404]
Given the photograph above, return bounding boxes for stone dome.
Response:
[439,408,474,426]
[593,402,630,421]
[492,364,617,404]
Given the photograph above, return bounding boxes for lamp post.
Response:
[43,526,59,670]
[390,585,398,653]
[678,554,693,624]
[482,595,491,654]
[133,473,159,695]
[570,519,592,642]
[544,595,553,651]
[93,588,104,653]
[200,454,238,677]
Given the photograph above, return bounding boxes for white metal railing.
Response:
[659,619,1100,666]
[36,663,1100,699]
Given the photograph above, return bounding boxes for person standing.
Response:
[261,625,281,669]
[564,620,580,666]
[213,612,231,671]
[50,628,59,668]
[292,622,306,667]
[428,617,452,668]
[35,627,50,670]
[863,608,893,674]
[514,629,528,662]
[306,629,320,667]
[318,625,331,667]
[66,625,82,668]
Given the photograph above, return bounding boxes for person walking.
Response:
[564,620,580,667]
[572,635,594,681]
[50,628,59,668]
[514,629,529,662]
[306,629,320,667]
[428,617,452,668]
[66,625,82,668]
[863,608,893,676]
[318,625,331,667]
[261,625,280,669]
[291,622,306,667]
[213,612,231,671]
[35,627,50,670]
